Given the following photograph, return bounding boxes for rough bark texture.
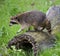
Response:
[46,5,60,34]
[7,31,56,56]
[46,5,60,30]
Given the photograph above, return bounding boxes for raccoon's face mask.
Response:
[9,17,18,26]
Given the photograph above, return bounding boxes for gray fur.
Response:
[10,10,51,33]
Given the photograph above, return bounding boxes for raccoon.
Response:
[9,10,51,33]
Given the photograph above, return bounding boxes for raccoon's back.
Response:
[18,11,46,25]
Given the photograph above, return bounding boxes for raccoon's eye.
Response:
[15,17,20,21]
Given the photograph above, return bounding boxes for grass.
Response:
[0,0,60,56]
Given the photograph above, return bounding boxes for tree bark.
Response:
[7,31,56,56]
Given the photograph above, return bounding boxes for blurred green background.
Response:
[0,0,60,56]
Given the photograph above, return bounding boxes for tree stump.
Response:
[46,5,60,35]
[46,5,60,30]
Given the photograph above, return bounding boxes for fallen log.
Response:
[7,31,56,56]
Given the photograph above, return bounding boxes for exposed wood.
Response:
[7,31,56,56]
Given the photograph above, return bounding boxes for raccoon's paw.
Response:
[16,29,22,34]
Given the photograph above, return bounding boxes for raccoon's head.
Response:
[9,16,19,26]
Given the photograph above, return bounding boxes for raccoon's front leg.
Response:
[17,24,30,33]
[17,27,25,33]
[17,29,22,33]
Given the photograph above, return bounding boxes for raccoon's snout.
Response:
[9,20,18,26]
